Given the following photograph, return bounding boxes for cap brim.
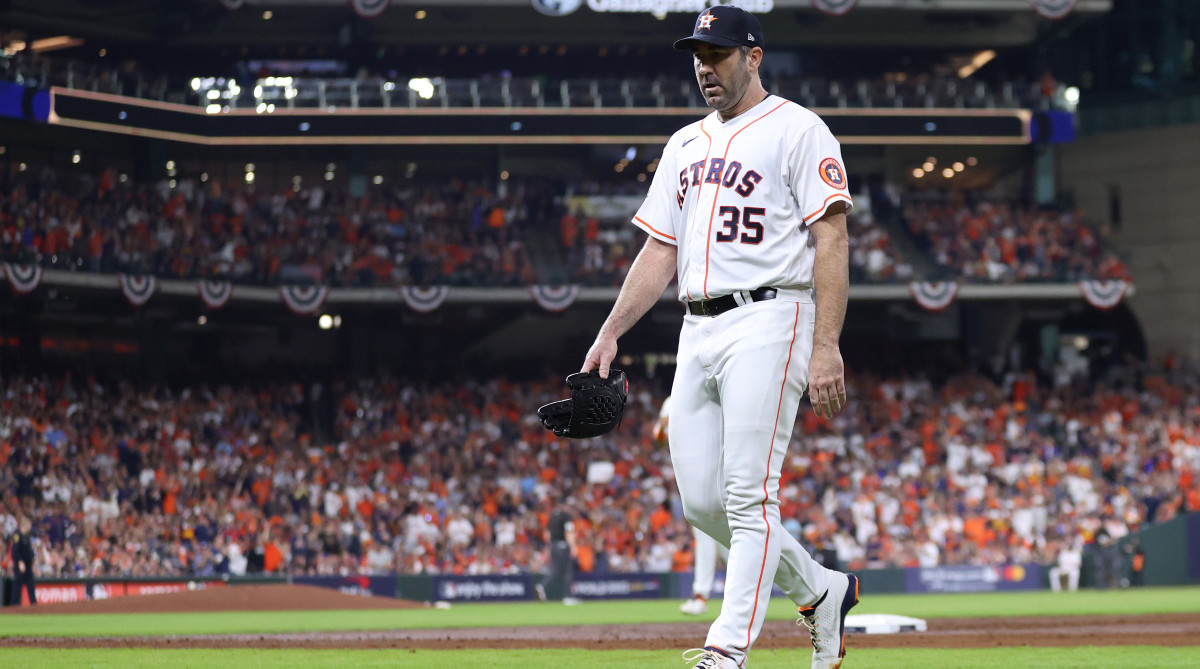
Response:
[673,34,743,51]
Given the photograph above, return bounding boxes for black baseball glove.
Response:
[537,370,629,438]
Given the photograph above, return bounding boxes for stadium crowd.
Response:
[904,198,1131,283]
[2,355,1197,580]
[0,165,544,287]
[4,162,1132,289]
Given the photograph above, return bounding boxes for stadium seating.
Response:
[3,360,1196,578]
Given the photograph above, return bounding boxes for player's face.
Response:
[692,43,752,113]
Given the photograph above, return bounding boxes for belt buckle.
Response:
[701,300,715,317]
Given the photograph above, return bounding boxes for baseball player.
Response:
[655,396,726,616]
[580,6,858,668]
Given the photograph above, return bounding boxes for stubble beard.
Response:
[700,64,750,115]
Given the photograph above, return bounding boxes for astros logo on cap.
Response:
[697,11,717,30]
[819,158,846,189]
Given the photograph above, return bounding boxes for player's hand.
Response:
[808,344,847,418]
[581,333,618,379]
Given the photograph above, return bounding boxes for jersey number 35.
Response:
[715,206,765,245]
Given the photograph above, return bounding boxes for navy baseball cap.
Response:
[673,5,765,51]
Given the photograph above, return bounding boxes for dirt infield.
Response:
[0,584,422,615]
[2,586,1198,651]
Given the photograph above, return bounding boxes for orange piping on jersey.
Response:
[692,120,714,297]
[702,100,789,299]
[746,301,800,655]
[633,216,677,241]
[802,193,854,223]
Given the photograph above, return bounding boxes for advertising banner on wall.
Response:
[432,575,532,602]
[21,583,86,605]
[570,572,663,599]
[905,564,1043,593]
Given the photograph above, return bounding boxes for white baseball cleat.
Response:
[562,597,582,606]
[679,596,708,615]
[799,572,860,669]
[681,647,738,668]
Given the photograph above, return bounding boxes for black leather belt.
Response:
[686,287,778,317]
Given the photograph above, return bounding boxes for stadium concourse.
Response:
[1,356,1197,581]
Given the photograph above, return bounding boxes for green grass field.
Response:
[1,648,1199,669]
[2,587,1198,668]
[4,586,1199,638]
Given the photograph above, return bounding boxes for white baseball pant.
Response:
[668,292,832,666]
[691,525,728,600]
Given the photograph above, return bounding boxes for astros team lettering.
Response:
[678,158,763,202]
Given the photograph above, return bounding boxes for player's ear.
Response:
[747,46,764,68]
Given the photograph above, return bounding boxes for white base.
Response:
[843,613,927,634]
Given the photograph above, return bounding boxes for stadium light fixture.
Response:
[957,50,995,79]
[29,36,83,53]
[967,157,978,166]
[408,78,435,100]
[373,175,384,185]
[197,316,207,326]
[262,10,273,20]
[942,168,955,178]
[1065,86,1080,104]
[922,161,934,172]
[318,315,333,330]
[912,168,925,178]
[953,162,965,172]
[71,151,81,164]
[415,10,427,19]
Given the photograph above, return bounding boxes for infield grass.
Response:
[1,647,1198,669]
[2,585,1198,638]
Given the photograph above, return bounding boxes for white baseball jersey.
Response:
[632,95,853,301]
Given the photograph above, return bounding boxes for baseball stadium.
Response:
[1,0,1199,667]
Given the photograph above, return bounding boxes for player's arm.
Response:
[808,201,849,418]
[581,235,677,378]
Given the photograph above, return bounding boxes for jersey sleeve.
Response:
[789,123,854,227]
[631,139,680,245]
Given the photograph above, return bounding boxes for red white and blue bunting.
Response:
[1078,280,1129,311]
[529,284,581,313]
[198,280,234,310]
[349,0,389,18]
[119,274,156,306]
[1029,0,1076,20]
[812,0,858,16]
[398,285,450,313]
[279,285,329,315]
[908,281,960,313]
[3,262,43,295]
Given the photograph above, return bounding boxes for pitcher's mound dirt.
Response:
[2,584,422,615]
